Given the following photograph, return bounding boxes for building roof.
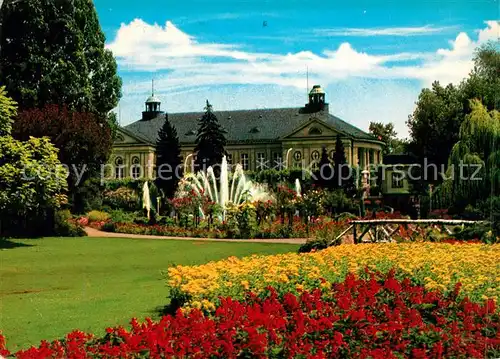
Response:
[145,95,161,103]
[124,106,379,145]
[309,85,325,95]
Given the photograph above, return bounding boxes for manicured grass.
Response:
[0,236,298,350]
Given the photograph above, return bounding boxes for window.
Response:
[131,156,141,179]
[256,152,266,170]
[358,148,364,167]
[369,149,374,165]
[309,127,322,135]
[241,153,249,171]
[391,172,404,188]
[311,150,320,161]
[226,154,233,165]
[293,151,302,161]
[115,157,124,179]
[311,162,319,172]
[273,152,283,170]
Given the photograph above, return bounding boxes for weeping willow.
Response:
[444,100,500,207]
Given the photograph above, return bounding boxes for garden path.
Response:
[84,227,308,244]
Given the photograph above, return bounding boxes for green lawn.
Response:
[0,237,298,351]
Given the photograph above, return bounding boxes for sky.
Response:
[94,0,499,138]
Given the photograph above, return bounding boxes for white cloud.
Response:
[109,19,499,135]
[314,25,456,37]
[108,19,498,88]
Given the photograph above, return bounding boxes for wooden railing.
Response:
[330,219,483,246]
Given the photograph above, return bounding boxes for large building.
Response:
[111,85,384,179]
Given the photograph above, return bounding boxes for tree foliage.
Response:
[155,115,182,202]
[194,100,227,171]
[446,100,500,208]
[0,88,67,235]
[12,105,112,200]
[369,122,399,155]
[332,135,356,195]
[406,82,463,182]
[0,0,122,116]
[407,43,499,185]
[0,85,16,136]
[314,146,333,189]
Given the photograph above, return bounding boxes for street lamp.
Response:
[285,148,293,169]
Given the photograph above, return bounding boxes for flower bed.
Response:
[2,272,499,358]
[167,243,500,310]
[99,216,347,240]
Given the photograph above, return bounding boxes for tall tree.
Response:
[406,81,463,182]
[332,135,356,195]
[0,0,122,117]
[13,105,112,212]
[314,146,333,189]
[406,43,499,184]
[447,100,500,209]
[155,115,182,202]
[460,42,500,113]
[369,122,399,155]
[194,100,227,172]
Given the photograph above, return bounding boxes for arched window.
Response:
[115,157,124,179]
[131,156,141,179]
[308,127,322,135]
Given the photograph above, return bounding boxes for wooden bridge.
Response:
[331,219,483,246]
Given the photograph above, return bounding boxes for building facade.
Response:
[110,85,384,179]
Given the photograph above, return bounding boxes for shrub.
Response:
[298,237,329,253]
[107,209,137,223]
[103,187,140,211]
[87,210,110,223]
[101,222,116,232]
[235,202,258,238]
[53,210,87,237]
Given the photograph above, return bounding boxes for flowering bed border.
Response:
[2,271,499,358]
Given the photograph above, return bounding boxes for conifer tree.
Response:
[314,146,333,189]
[155,115,182,201]
[332,134,356,195]
[194,100,227,172]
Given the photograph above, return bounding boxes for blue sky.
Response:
[94,0,499,137]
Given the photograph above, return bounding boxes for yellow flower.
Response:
[241,280,250,290]
[167,243,500,308]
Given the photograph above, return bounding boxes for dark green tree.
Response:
[0,0,122,117]
[194,100,227,172]
[155,115,182,203]
[369,122,398,155]
[406,81,463,182]
[314,146,332,189]
[406,43,499,185]
[332,135,356,195]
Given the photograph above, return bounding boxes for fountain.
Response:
[177,155,271,220]
[142,181,151,219]
[294,178,302,197]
